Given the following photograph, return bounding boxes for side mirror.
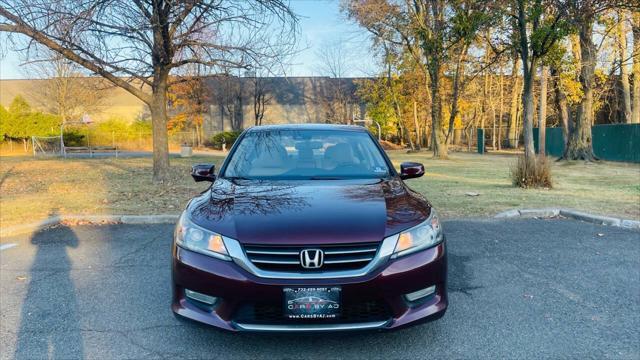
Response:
[191,164,216,182]
[399,162,425,180]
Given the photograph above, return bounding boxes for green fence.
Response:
[533,124,640,163]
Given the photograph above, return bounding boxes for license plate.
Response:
[283,287,341,319]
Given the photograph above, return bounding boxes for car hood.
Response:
[188,178,431,245]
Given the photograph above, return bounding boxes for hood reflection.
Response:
[193,179,311,221]
[189,177,431,244]
[338,178,431,226]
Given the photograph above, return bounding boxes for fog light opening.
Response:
[404,285,436,302]
[185,289,218,305]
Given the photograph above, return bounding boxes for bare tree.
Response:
[315,40,354,123]
[219,72,244,131]
[246,54,291,126]
[252,75,270,126]
[316,39,352,79]
[0,0,297,182]
[26,49,105,122]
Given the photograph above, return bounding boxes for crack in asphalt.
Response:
[448,285,483,296]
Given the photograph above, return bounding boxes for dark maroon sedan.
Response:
[172,124,447,332]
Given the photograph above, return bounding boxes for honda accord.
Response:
[172,124,447,331]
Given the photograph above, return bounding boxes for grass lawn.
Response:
[1,151,638,228]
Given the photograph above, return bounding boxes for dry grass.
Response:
[0,154,225,229]
[391,151,639,220]
[510,155,553,189]
[1,151,638,228]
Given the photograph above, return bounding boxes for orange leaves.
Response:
[168,77,209,132]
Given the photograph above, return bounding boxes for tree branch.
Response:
[0,6,152,104]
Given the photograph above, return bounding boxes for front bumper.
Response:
[171,239,447,332]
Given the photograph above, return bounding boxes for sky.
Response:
[0,0,379,80]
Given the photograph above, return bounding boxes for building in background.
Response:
[1,76,367,137]
[202,76,367,133]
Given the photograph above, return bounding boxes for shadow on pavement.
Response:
[14,211,83,359]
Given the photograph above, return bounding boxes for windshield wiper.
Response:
[224,176,253,180]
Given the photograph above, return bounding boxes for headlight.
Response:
[391,209,443,258]
[175,214,231,261]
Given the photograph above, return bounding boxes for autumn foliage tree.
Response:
[168,77,209,147]
[344,0,494,158]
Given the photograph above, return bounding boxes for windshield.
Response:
[222,129,390,180]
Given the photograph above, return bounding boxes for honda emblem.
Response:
[300,249,324,269]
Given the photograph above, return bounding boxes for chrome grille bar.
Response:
[242,242,381,272]
[324,255,374,264]
[324,247,377,255]
[251,258,299,265]
[224,235,399,279]
[245,249,299,256]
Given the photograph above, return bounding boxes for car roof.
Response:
[246,123,367,132]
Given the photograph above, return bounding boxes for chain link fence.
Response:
[62,130,202,151]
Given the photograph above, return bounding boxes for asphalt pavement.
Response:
[0,219,638,359]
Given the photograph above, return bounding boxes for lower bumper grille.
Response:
[234,299,391,325]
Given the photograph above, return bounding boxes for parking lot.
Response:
[1,219,638,359]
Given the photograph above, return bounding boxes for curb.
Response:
[494,208,640,229]
[1,214,179,238]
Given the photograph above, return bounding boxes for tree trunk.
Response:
[196,123,203,147]
[430,64,448,158]
[481,64,488,130]
[445,44,469,145]
[551,66,570,147]
[563,19,597,161]
[489,70,496,150]
[632,12,640,123]
[150,70,170,182]
[508,57,522,148]
[423,72,431,149]
[498,66,504,150]
[515,98,523,147]
[538,66,548,156]
[413,101,420,149]
[390,81,413,150]
[383,49,412,150]
[521,59,537,160]
[618,11,632,123]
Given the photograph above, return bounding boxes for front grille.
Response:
[234,299,391,325]
[243,242,380,272]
